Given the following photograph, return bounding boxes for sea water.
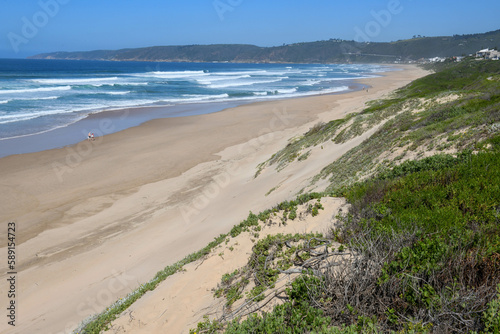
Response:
[0,59,394,156]
[0,59,393,138]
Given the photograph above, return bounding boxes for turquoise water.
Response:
[0,59,391,140]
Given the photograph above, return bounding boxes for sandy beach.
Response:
[0,65,428,334]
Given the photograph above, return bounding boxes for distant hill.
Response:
[29,29,500,63]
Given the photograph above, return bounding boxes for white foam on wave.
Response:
[351,74,380,80]
[0,86,72,95]
[166,93,230,103]
[300,79,322,86]
[81,98,166,112]
[0,97,59,104]
[34,96,59,100]
[197,75,251,85]
[214,69,301,77]
[294,86,351,97]
[0,97,164,125]
[118,82,149,86]
[262,70,301,76]
[213,70,269,76]
[11,96,60,102]
[277,88,298,94]
[92,82,149,88]
[0,96,59,104]
[209,85,352,103]
[0,83,353,127]
[313,86,350,94]
[207,77,287,89]
[250,85,351,100]
[30,77,120,85]
[102,91,131,96]
[0,63,395,141]
[136,70,208,79]
[0,108,75,124]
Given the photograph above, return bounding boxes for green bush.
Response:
[336,151,500,331]
[482,285,500,333]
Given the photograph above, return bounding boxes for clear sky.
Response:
[1,0,499,58]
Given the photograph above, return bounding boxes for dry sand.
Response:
[109,197,349,334]
[0,65,428,334]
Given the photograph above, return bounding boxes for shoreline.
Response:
[0,64,428,334]
[0,82,367,158]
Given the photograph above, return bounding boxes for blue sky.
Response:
[1,0,499,58]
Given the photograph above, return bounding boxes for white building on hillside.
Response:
[476,48,500,60]
[429,57,446,63]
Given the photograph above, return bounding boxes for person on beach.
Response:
[88,132,92,141]
[91,133,95,141]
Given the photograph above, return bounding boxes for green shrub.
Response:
[482,285,500,333]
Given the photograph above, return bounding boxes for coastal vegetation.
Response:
[30,30,500,63]
[257,58,500,191]
[76,59,499,333]
[190,60,500,333]
[194,148,500,333]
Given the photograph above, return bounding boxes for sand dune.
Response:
[109,197,349,334]
[0,65,428,334]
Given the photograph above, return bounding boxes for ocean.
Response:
[0,59,393,156]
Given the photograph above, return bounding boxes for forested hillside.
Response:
[30,30,500,63]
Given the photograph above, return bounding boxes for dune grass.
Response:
[193,60,500,333]
[197,146,500,334]
[79,60,500,333]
